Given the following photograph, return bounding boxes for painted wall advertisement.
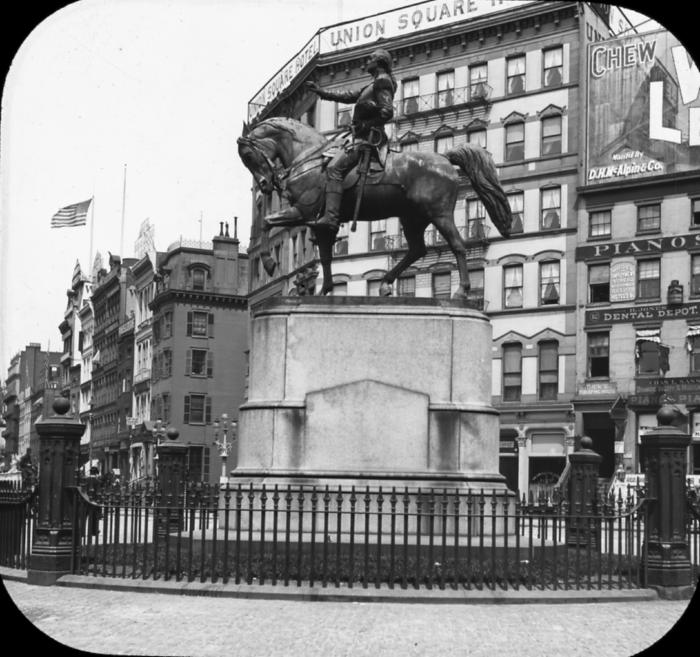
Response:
[586,29,700,185]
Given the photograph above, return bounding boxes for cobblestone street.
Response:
[2,579,695,657]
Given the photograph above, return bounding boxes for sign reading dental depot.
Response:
[586,29,700,185]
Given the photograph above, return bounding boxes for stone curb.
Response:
[0,567,661,604]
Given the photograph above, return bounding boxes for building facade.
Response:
[150,223,249,483]
[575,26,700,478]
[244,1,631,495]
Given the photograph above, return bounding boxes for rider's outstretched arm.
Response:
[309,84,361,104]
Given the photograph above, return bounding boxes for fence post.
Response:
[28,397,85,585]
[156,443,187,535]
[641,403,694,598]
[566,436,602,549]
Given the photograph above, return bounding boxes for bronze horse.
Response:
[237,117,512,298]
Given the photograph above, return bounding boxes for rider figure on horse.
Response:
[306,48,397,236]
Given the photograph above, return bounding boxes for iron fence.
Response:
[0,481,36,569]
[69,482,658,591]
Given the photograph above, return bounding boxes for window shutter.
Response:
[186,312,193,336]
[186,349,192,376]
[184,395,190,424]
[208,313,214,337]
[207,352,213,377]
[205,396,212,424]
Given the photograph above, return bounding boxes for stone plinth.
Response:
[233,296,507,495]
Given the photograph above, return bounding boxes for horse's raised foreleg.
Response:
[434,217,471,299]
[380,217,429,296]
[312,227,335,295]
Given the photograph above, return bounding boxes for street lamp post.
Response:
[151,417,184,536]
[213,413,237,479]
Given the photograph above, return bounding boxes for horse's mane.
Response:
[254,117,321,142]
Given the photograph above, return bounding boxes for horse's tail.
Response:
[445,145,512,238]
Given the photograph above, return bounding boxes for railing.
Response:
[166,238,214,252]
[397,83,493,119]
[69,482,652,591]
[0,482,36,569]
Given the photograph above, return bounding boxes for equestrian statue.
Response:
[238,48,512,298]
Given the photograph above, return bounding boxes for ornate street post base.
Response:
[566,436,602,549]
[28,398,85,585]
[641,405,694,599]
[156,443,187,536]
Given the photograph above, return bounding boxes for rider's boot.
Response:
[315,180,343,236]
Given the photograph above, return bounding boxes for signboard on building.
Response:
[319,0,536,52]
[586,29,700,186]
[576,381,618,396]
[586,301,700,326]
[635,376,700,395]
[609,259,636,302]
[576,232,700,261]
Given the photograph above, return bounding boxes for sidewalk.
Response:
[2,568,697,657]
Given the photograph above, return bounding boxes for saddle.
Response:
[321,142,391,191]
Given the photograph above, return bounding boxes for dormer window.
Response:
[192,268,206,291]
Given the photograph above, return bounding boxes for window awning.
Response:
[687,325,700,351]
[635,328,660,343]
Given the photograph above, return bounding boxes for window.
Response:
[507,55,526,94]
[162,349,172,378]
[469,63,488,100]
[432,271,452,299]
[507,192,524,234]
[502,343,522,401]
[467,129,487,149]
[503,265,523,308]
[184,394,211,424]
[163,311,173,339]
[369,220,386,251]
[400,140,419,152]
[467,199,486,239]
[466,268,484,309]
[437,70,454,108]
[402,78,419,115]
[637,259,660,299]
[540,261,560,305]
[541,115,562,155]
[191,268,206,291]
[334,223,349,256]
[588,332,609,378]
[435,134,454,154]
[693,199,700,227]
[637,204,660,232]
[367,280,382,296]
[188,348,212,377]
[397,276,416,297]
[543,47,563,87]
[588,264,610,303]
[337,107,352,128]
[187,311,214,337]
[692,255,700,295]
[538,341,559,400]
[689,328,700,371]
[540,187,561,230]
[589,210,611,237]
[331,282,347,296]
[162,393,170,423]
[636,339,661,375]
[505,122,524,162]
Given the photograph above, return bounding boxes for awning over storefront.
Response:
[687,325,700,351]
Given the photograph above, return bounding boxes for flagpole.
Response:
[88,195,96,279]
[120,164,127,257]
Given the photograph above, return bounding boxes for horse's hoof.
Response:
[379,282,393,297]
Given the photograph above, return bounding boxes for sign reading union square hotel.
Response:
[586,29,700,184]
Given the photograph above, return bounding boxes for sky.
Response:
[0,0,664,370]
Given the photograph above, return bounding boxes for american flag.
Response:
[51,198,92,228]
